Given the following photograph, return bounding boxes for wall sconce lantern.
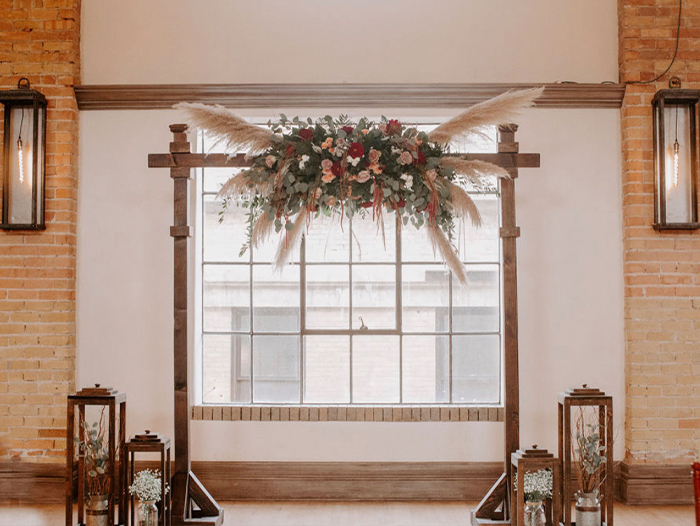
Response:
[0,78,47,230]
[652,77,700,230]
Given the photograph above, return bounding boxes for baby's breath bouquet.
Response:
[129,469,168,502]
[517,469,553,502]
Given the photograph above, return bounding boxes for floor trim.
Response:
[618,460,694,505]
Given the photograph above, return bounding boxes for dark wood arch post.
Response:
[149,122,539,526]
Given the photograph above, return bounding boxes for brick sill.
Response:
[192,405,504,422]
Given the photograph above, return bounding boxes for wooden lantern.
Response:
[126,430,172,526]
[510,445,561,526]
[558,385,613,526]
[66,384,127,526]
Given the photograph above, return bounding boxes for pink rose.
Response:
[368,148,381,163]
[399,151,413,165]
[356,170,371,183]
[321,159,333,171]
[265,155,276,168]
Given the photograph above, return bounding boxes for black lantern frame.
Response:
[652,82,700,230]
[0,78,47,230]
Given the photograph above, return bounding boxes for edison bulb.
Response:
[17,138,24,184]
[673,140,679,187]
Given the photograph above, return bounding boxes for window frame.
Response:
[195,122,505,412]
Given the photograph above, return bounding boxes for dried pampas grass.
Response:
[428,223,467,284]
[252,212,274,249]
[428,87,543,145]
[449,183,482,228]
[273,206,308,271]
[216,170,266,200]
[175,102,275,155]
[439,157,510,183]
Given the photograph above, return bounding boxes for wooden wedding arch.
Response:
[149,119,540,526]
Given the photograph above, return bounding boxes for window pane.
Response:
[401,224,442,263]
[402,265,450,333]
[351,214,396,263]
[402,335,449,403]
[252,265,300,332]
[253,225,300,264]
[203,195,249,262]
[306,265,349,330]
[455,194,500,263]
[253,335,300,403]
[352,265,395,330]
[452,264,500,332]
[452,334,500,403]
[352,336,399,403]
[203,167,240,194]
[305,215,350,262]
[304,336,350,403]
[203,334,251,404]
[203,265,249,332]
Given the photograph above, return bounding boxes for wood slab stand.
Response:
[148,123,539,526]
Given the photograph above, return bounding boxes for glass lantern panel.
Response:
[7,105,35,225]
[662,103,695,224]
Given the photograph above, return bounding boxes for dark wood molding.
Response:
[75,83,625,111]
[2,459,692,504]
[619,460,694,505]
[191,461,504,502]
[0,461,65,503]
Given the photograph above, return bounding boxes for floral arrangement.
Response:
[129,469,168,502]
[574,409,607,494]
[515,469,553,503]
[77,409,110,497]
[177,88,541,282]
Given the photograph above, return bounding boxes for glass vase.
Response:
[575,490,601,526]
[138,499,159,526]
[523,500,546,526]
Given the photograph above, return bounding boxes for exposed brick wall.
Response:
[0,0,80,462]
[619,0,700,462]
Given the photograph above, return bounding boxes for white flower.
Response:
[401,173,413,190]
[129,469,169,502]
[299,155,310,169]
[312,144,323,154]
[347,156,361,167]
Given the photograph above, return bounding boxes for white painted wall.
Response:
[81,0,618,85]
[77,1,623,462]
[77,107,624,462]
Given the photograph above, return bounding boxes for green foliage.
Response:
[222,115,469,257]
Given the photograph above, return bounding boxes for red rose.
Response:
[347,142,364,158]
[286,145,296,157]
[360,201,374,208]
[299,129,314,141]
[416,150,426,165]
[341,126,354,135]
[386,119,402,135]
[331,161,343,177]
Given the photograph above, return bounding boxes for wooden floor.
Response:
[0,501,695,526]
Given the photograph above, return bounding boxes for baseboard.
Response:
[619,460,694,505]
[191,461,504,501]
[0,461,65,504]
[3,459,694,505]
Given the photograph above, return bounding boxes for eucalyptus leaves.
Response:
[76,409,110,497]
[574,410,607,494]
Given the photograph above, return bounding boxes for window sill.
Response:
[192,405,504,422]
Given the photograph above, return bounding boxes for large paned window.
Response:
[199,122,501,405]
